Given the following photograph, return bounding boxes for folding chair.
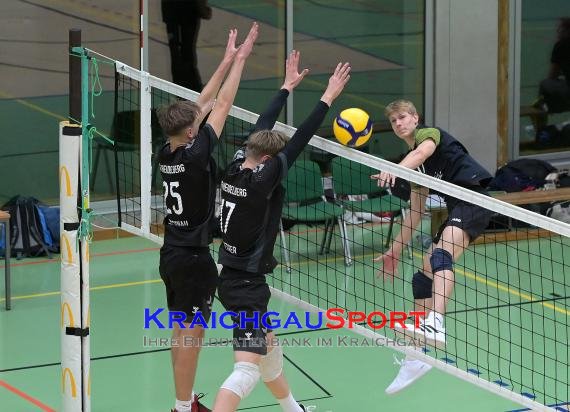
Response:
[281,161,351,273]
[331,156,409,251]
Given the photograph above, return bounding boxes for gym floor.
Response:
[2,225,566,411]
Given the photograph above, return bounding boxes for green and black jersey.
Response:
[411,125,492,188]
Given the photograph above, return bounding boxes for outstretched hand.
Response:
[370,171,397,188]
[372,249,400,282]
[321,62,351,106]
[282,50,309,92]
[235,22,259,60]
[223,29,239,62]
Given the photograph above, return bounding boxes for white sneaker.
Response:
[393,316,446,349]
[385,356,433,394]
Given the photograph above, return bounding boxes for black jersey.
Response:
[218,150,288,274]
[413,126,492,189]
[218,93,329,274]
[158,124,218,247]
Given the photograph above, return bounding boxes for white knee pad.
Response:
[221,361,260,399]
[259,345,283,382]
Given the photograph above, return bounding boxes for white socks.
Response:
[175,399,192,412]
[174,390,195,412]
[278,392,303,412]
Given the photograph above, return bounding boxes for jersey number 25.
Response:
[163,181,183,215]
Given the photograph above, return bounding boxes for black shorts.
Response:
[159,245,218,324]
[218,267,272,355]
[434,187,494,244]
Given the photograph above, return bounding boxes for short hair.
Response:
[156,100,200,136]
[245,130,289,159]
[384,99,418,118]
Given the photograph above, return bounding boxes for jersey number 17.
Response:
[219,199,236,234]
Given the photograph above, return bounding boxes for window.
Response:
[517,0,570,158]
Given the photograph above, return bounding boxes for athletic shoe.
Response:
[393,316,446,349]
[192,393,211,412]
[385,355,432,394]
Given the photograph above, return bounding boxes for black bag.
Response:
[1,196,58,259]
[488,159,557,192]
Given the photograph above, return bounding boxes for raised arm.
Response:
[207,22,259,138]
[373,140,435,186]
[281,62,351,167]
[389,186,427,256]
[254,50,309,131]
[196,29,238,106]
[400,140,437,169]
[373,186,428,280]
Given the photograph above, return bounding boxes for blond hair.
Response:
[246,130,289,159]
[157,100,200,137]
[384,99,418,118]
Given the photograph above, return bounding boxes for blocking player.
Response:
[156,23,258,412]
[212,57,351,412]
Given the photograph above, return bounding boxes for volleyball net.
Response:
[73,47,569,411]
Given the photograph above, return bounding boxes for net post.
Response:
[140,72,152,235]
[69,29,81,124]
[61,44,91,412]
[62,41,90,411]
[60,122,83,412]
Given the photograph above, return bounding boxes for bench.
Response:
[429,187,570,244]
[520,105,546,118]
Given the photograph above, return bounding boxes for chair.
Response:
[280,161,351,272]
[331,156,408,249]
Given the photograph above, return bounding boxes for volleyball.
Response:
[333,108,373,147]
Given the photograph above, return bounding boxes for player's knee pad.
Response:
[220,362,260,399]
[430,248,454,273]
[412,271,433,299]
[260,345,283,382]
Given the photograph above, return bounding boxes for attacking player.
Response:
[212,55,351,412]
[156,23,258,412]
[371,99,494,394]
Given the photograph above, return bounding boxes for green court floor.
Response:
[2,1,570,410]
[2,230,566,411]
